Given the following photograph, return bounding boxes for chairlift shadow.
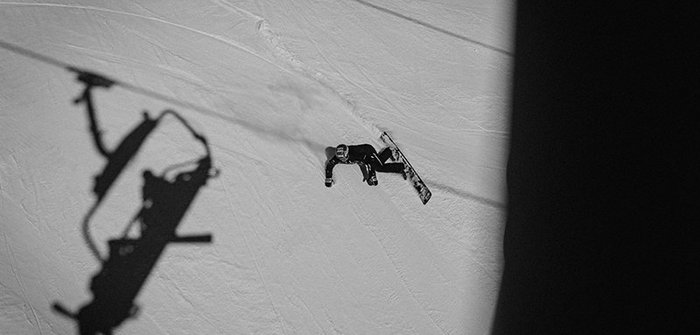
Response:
[52,71,218,335]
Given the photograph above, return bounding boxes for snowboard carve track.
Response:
[227,0,386,138]
[0,2,294,76]
[2,1,387,142]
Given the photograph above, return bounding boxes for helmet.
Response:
[336,144,349,162]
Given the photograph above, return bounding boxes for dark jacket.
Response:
[325,144,378,179]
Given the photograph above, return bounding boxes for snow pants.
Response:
[363,147,405,184]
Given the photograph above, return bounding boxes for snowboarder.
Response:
[325,143,406,187]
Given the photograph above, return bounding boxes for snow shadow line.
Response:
[350,0,513,56]
[425,179,505,208]
[0,39,326,154]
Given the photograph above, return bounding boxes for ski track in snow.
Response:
[1,1,389,157]
[337,182,449,334]
[141,312,168,335]
[157,271,221,332]
[293,7,415,130]
[215,4,503,330]
[221,181,290,335]
[361,222,449,335]
[2,0,501,148]
[0,2,296,75]
[4,232,43,334]
[244,0,505,227]
[1,0,508,333]
[209,0,404,139]
[0,3,321,151]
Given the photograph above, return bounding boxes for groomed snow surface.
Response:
[1,1,512,334]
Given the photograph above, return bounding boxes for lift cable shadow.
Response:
[349,0,514,57]
[0,39,326,153]
[53,71,219,335]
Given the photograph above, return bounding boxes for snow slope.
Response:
[1,1,513,334]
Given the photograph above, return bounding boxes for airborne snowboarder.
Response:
[325,144,406,187]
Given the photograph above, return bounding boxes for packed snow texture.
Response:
[0,1,513,334]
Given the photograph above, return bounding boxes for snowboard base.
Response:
[380,132,431,204]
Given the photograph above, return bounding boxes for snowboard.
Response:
[380,132,432,204]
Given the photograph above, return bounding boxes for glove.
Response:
[325,177,333,187]
[367,175,378,186]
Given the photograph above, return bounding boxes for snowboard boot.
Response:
[390,147,400,161]
[368,175,378,186]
